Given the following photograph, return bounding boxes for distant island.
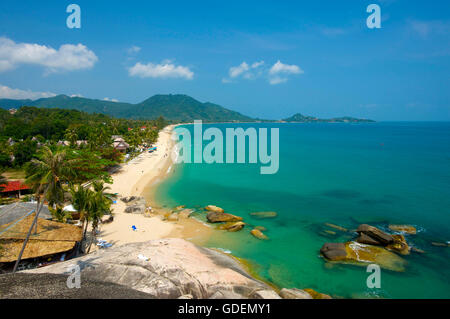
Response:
[281,113,375,123]
[0,94,374,123]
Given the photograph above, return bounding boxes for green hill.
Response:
[283,113,374,123]
[0,94,254,123]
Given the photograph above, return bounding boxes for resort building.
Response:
[0,181,31,198]
[0,213,82,271]
[112,136,130,153]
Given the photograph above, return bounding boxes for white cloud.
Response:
[269,60,303,75]
[70,94,83,98]
[229,62,249,78]
[268,76,288,85]
[268,60,303,85]
[128,61,194,79]
[224,60,303,85]
[103,97,119,102]
[127,46,141,55]
[0,84,56,100]
[0,37,98,74]
[224,60,265,82]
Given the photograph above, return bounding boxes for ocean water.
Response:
[154,122,450,299]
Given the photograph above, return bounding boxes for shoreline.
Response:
[98,124,213,248]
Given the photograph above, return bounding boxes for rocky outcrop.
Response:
[388,225,417,235]
[178,209,194,219]
[205,205,224,213]
[279,288,313,299]
[320,241,407,272]
[303,288,332,299]
[123,196,146,214]
[24,239,275,299]
[249,211,277,219]
[250,229,269,240]
[206,211,242,223]
[386,234,410,255]
[218,222,245,232]
[356,224,394,245]
[324,223,348,232]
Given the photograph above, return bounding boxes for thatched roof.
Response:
[0,213,82,263]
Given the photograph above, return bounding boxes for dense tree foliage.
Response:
[0,107,167,183]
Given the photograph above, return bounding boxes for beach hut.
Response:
[63,204,80,220]
[0,213,83,267]
[113,140,130,153]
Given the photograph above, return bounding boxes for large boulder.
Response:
[249,211,277,219]
[356,224,394,245]
[250,229,269,240]
[206,211,242,223]
[386,234,410,255]
[320,241,407,272]
[124,204,146,214]
[218,221,245,232]
[24,238,272,299]
[205,205,224,213]
[388,225,417,235]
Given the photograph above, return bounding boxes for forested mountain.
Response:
[0,94,254,123]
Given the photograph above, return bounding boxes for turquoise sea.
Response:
[154,122,450,299]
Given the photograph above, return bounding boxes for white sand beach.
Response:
[98,125,212,248]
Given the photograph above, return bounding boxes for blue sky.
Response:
[0,0,449,120]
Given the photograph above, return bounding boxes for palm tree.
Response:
[13,146,76,272]
[64,128,78,146]
[86,181,116,253]
[69,183,92,240]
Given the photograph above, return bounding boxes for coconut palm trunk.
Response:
[13,199,45,273]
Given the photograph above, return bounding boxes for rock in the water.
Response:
[205,205,224,213]
[250,229,269,240]
[279,288,313,299]
[320,241,407,272]
[249,211,277,219]
[254,226,267,232]
[206,211,242,223]
[386,234,410,255]
[303,288,332,299]
[25,238,273,299]
[388,225,417,235]
[178,209,194,219]
[356,233,382,246]
[249,289,282,299]
[174,205,186,211]
[324,223,348,232]
[411,247,425,254]
[431,242,448,247]
[356,224,394,245]
[218,221,245,232]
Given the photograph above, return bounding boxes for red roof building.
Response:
[1,181,30,194]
